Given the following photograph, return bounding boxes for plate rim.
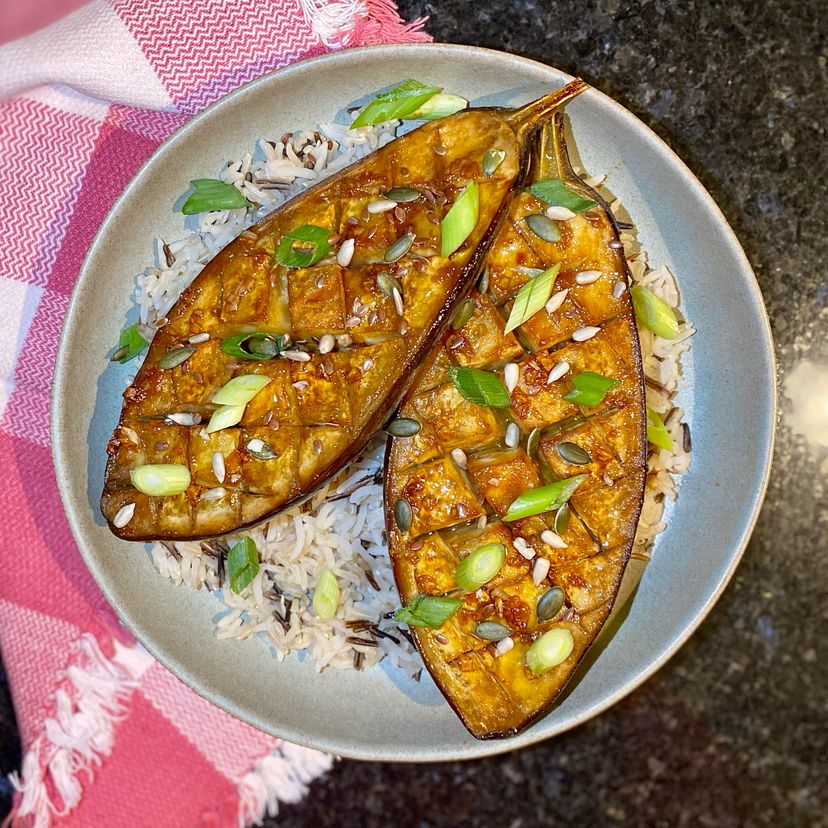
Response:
[51,42,776,762]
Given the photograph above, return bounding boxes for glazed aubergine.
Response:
[101,80,588,540]
[384,113,647,739]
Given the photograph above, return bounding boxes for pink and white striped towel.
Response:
[0,2,428,825]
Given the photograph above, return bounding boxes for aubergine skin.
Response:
[101,81,588,541]
[384,112,647,740]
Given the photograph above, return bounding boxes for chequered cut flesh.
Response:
[385,115,647,739]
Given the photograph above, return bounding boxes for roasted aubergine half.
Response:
[384,113,647,739]
[101,80,588,540]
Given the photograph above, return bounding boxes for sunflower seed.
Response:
[376,270,402,299]
[553,503,571,534]
[394,498,412,532]
[292,380,309,391]
[384,186,420,203]
[477,267,489,294]
[532,557,551,585]
[546,205,576,221]
[575,269,602,285]
[452,297,475,330]
[451,447,468,469]
[505,422,520,448]
[166,412,201,426]
[159,346,196,369]
[313,438,323,453]
[513,536,535,560]
[475,621,511,641]
[188,332,210,344]
[113,502,135,528]
[392,287,404,316]
[282,349,311,362]
[526,213,561,243]
[537,586,566,621]
[612,280,627,299]
[504,362,519,393]
[367,198,396,214]
[477,514,488,530]
[547,360,570,383]
[572,326,600,342]
[384,233,415,263]
[318,334,335,354]
[385,417,421,437]
[541,529,568,549]
[336,238,355,267]
[545,289,569,315]
[201,487,226,501]
[608,239,624,249]
[336,334,353,348]
[556,441,592,465]
[482,148,506,177]
[246,438,277,459]
[212,451,226,483]
[495,636,515,656]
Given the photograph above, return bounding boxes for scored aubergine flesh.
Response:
[101,80,588,540]
[384,113,647,739]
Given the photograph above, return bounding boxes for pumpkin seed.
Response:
[451,297,475,330]
[384,233,415,263]
[556,441,592,465]
[246,438,277,460]
[554,503,571,534]
[384,186,420,203]
[525,213,561,243]
[159,346,196,369]
[475,620,511,641]
[385,417,421,437]
[246,334,280,358]
[477,267,489,294]
[537,586,566,622]
[376,271,403,299]
[394,498,412,532]
[527,427,541,458]
[482,148,506,177]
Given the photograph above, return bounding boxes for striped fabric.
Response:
[0,3,428,825]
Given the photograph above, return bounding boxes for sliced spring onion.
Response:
[447,365,511,408]
[351,79,441,128]
[206,404,245,434]
[394,594,463,629]
[212,374,271,406]
[227,537,259,594]
[313,568,340,620]
[181,179,250,215]
[130,463,191,496]
[409,93,468,120]
[220,332,282,360]
[563,371,619,407]
[441,180,479,257]
[275,225,332,268]
[525,627,574,675]
[503,475,588,522]
[646,406,674,451]
[630,285,680,339]
[112,323,148,364]
[504,264,560,333]
[482,148,506,177]
[455,542,506,592]
[528,178,596,213]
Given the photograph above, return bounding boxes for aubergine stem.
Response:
[537,111,598,202]
[505,78,589,140]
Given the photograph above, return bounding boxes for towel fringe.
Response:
[236,742,335,826]
[7,636,152,827]
[299,0,430,48]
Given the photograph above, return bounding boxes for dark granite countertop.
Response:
[2,0,826,824]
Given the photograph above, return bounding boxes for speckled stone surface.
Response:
[2,0,826,823]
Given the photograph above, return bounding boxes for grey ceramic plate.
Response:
[52,44,775,761]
